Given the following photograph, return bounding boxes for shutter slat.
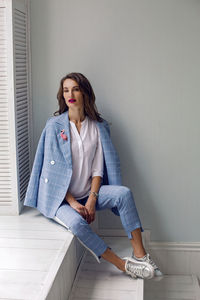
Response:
[14,2,31,210]
[0,4,12,212]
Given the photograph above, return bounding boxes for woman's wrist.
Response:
[67,198,78,206]
[89,191,99,199]
[65,191,77,205]
[87,193,98,204]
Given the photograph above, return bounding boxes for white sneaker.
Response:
[123,256,155,279]
[132,251,163,277]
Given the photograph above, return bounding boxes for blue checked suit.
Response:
[24,110,143,260]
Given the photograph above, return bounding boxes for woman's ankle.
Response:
[117,259,126,272]
[101,248,126,272]
[133,248,146,258]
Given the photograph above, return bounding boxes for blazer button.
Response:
[44,178,49,183]
[50,160,55,165]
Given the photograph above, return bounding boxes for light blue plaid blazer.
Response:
[24,110,122,218]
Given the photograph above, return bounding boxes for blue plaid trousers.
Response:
[53,185,143,263]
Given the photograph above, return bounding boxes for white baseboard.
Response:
[145,231,200,279]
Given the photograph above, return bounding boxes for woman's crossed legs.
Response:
[53,185,159,278]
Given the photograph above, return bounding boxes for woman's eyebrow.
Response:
[63,85,79,89]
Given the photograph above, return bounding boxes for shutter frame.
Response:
[0,0,31,215]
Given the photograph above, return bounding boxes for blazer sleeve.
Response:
[91,127,104,178]
[104,120,111,137]
[24,126,46,208]
[102,119,122,186]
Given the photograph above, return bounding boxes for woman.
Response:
[24,72,162,279]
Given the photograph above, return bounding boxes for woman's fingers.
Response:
[85,208,91,223]
[78,206,89,222]
[87,212,95,224]
[77,207,86,218]
[77,205,96,224]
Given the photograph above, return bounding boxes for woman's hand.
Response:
[85,199,96,224]
[70,201,90,222]
[65,191,90,222]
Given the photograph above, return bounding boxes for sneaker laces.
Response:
[144,253,158,270]
[133,252,158,269]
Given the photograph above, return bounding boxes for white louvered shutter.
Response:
[0,0,31,215]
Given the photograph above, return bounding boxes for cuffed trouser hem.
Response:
[98,246,112,262]
[76,236,109,264]
[125,224,144,239]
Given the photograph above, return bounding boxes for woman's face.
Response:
[63,78,84,109]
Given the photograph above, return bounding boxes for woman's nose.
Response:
[69,90,74,97]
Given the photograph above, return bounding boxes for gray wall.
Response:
[30,0,200,242]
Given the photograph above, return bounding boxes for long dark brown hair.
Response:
[54,72,104,122]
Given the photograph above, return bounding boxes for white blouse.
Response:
[67,115,104,200]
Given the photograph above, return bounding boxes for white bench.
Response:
[0,206,85,300]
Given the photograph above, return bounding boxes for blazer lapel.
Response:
[55,111,72,168]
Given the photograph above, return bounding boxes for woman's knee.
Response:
[118,185,132,198]
[115,185,133,205]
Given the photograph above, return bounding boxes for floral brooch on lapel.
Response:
[60,129,68,140]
